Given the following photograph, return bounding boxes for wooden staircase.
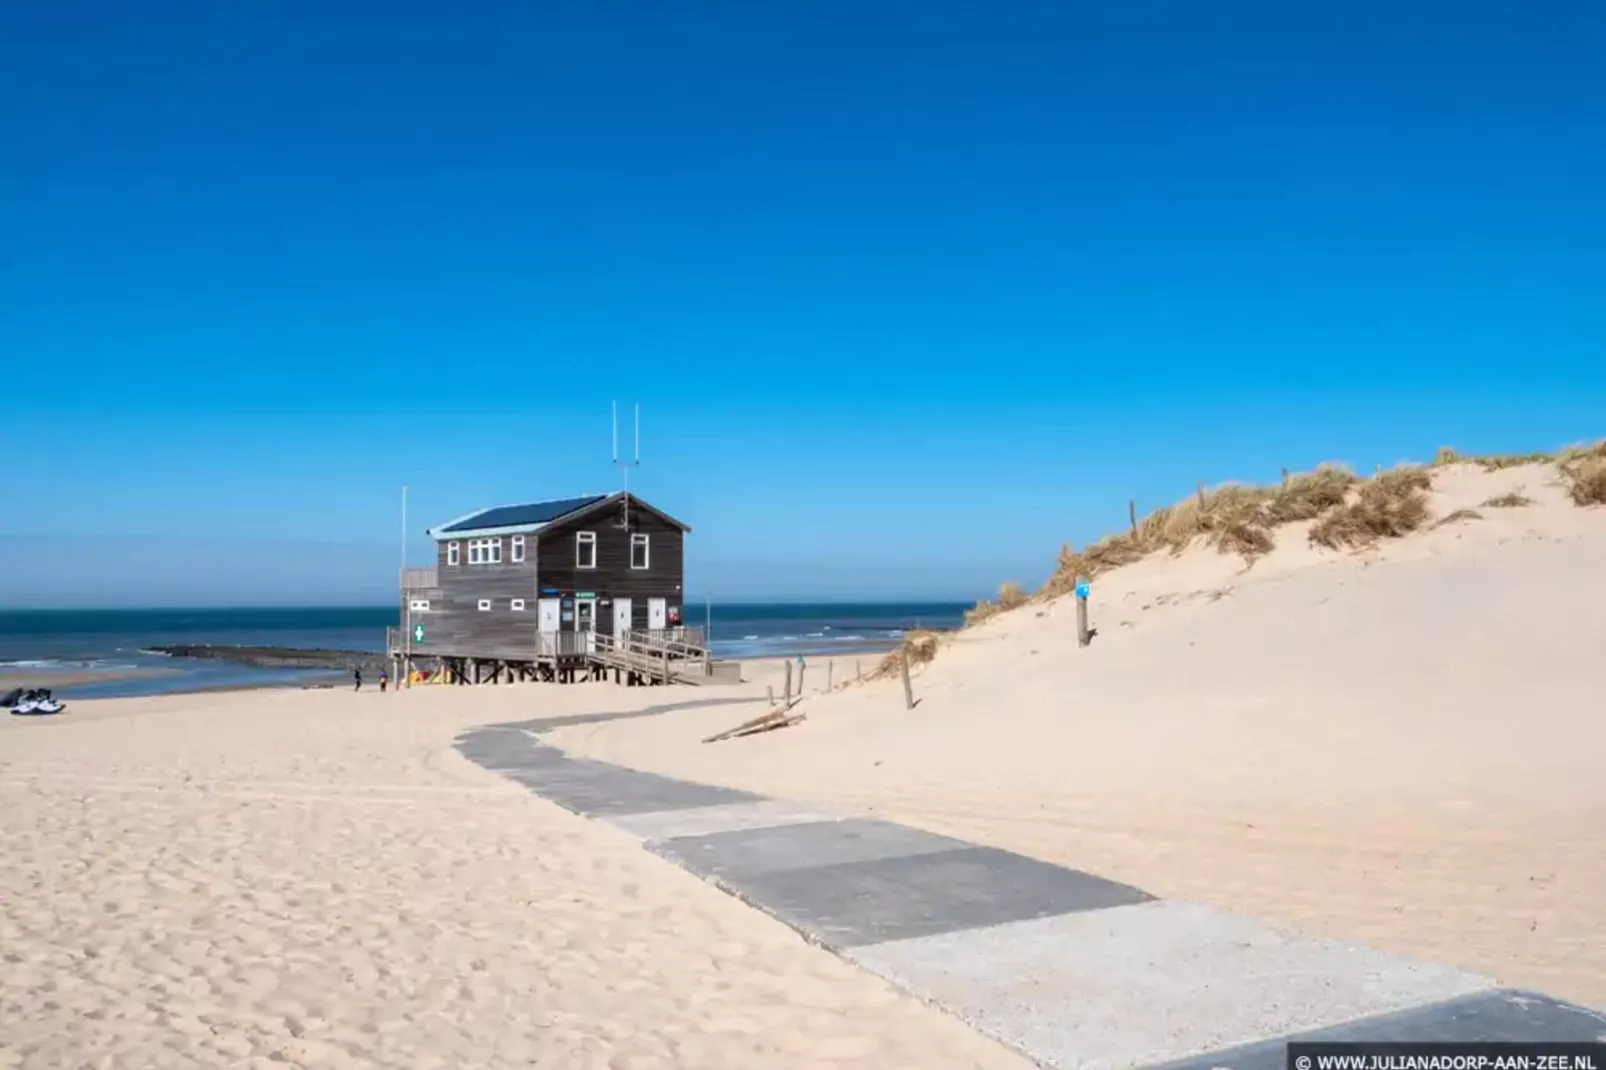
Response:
[592,630,713,686]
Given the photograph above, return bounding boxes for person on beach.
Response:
[378,668,388,693]
[354,668,363,692]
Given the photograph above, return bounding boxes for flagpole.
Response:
[402,484,411,689]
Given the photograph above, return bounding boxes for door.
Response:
[648,598,667,632]
[575,598,597,653]
[537,599,560,656]
[612,598,632,641]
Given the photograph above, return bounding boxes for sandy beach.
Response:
[0,686,1028,1069]
[6,460,1604,1067]
[546,461,1606,1009]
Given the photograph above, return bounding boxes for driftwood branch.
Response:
[703,701,803,744]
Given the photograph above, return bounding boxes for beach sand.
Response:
[7,460,1603,1066]
[549,462,1606,1009]
[0,686,1029,1069]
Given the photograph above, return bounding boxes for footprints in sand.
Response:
[1,697,1031,1070]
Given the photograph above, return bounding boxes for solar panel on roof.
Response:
[438,494,608,533]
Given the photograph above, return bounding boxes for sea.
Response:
[0,603,967,700]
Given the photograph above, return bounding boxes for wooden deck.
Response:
[384,626,714,686]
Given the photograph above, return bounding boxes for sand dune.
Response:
[7,458,1602,1066]
[0,687,1029,1069]
[551,461,1606,1007]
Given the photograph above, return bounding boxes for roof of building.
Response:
[434,494,609,535]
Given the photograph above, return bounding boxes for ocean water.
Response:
[0,603,965,699]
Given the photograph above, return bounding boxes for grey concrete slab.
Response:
[1146,989,1606,1070]
[705,844,1153,949]
[848,900,1494,1070]
[602,800,848,843]
[522,764,765,817]
[458,743,572,771]
[650,818,974,879]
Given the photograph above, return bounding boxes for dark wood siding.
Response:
[537,498,686,635]
[405,534,540,658]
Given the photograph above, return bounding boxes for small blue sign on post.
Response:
[1074,581,1090,600]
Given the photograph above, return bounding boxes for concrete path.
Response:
[457,716,1606,1070]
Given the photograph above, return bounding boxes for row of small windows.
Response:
[407,599,527,613]
[444,532,649,569]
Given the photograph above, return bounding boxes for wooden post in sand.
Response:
[1196,481,1206,510]
[827,661,834,692]
[767,685,775,707]
[856,660,862,682]
[783,660,793,707]
[1075,575,1091,648]
[1129,499,1137,535]
[797,659,806,698]
[900,646,914,709]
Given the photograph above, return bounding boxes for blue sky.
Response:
[3,0,1603,606]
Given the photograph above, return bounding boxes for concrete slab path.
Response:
[456,715,1606,1070]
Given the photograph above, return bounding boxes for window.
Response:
[630,533,649,570]
[477,599,492,612]
[511,535,525,563]
[409,599,430,612]
[447,542,460,567]
[511,598,526,611]
[468,537,502,565]
[576,531,597,569]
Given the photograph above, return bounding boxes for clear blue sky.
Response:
[3,1,1602,607]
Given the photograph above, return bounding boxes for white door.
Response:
[613,598,632,641]
[537,599,560,655]
[575,598,597,653]
[648,598,667,631]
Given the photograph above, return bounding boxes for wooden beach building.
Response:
[386,492,718,685]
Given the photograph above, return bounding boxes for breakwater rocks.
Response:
[145,645,394,673]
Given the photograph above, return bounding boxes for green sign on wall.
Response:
[413,623,425,643]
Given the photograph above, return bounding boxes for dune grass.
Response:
[955,439,1601,638]
[1559,444,1606,506]
[1432,446,1561,471]
[963,581,1029,626]
[871,628,943,679]
[1433,508,1484,529]
[1307,467,1433,549]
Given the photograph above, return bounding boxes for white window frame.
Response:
[468,537,502,565]
[630,533,650,570]
[477,598,492,612]
[576,531,597,569]
[447,542,460,567]
[510,598,526,611]
[511,535,525,563]
[409,599,430,612]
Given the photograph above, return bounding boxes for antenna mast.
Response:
[612,401,641,528]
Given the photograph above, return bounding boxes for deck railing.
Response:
[401,566,438,589]
[535,631,596,658]
[386,623,711,667]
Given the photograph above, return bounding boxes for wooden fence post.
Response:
[900,646,914,709]
[783,660,793,707]
[767,685,774,707]
[1075,574,1091,648]
[1196,481,1206,510]
[856,660,862,682]
[827,661,834,691]
[797,660,806,699]
[1129,499,1137,535]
